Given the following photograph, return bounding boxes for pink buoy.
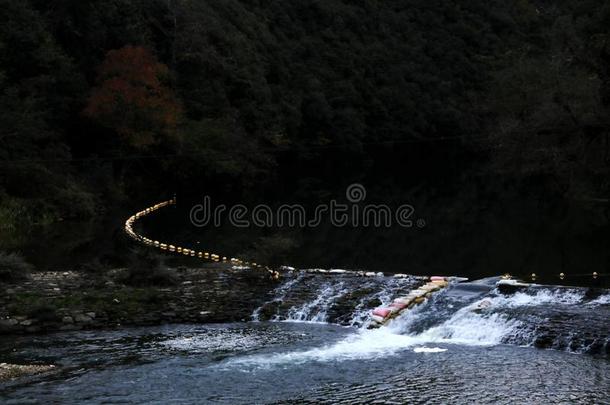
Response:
[370,314,385,323]
[372,308,392,318]
[389,302,408,310]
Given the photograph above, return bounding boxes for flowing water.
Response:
[1,272,609,404]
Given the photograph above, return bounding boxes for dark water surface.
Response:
[6,189,608,289]
[0,321,608,404]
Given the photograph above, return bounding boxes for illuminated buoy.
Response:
[125,198,275,277]
[559,272,565,280]
[593,272,598,279]
[531,273,536,280]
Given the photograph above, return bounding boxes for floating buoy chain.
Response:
[506,272,606,282]
[368,276,451,328]
[124,197,279,279]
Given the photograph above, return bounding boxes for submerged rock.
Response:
[0,363,56,381]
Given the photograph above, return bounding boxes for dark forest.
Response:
[2,0,609,279]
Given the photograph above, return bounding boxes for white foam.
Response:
[162,333,262,353]
[224,286,582,369]
[251,272,306,321]
[284,282,347,322]
[482,289,584,310]
[227,305,520,368]
[226,328,422,368]
[587,294,610,306]
[415,311,521,346]
[507,289,583,306]
[413,347,447,353]
[329,269,348,274]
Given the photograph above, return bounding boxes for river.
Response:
[1,273,609,404]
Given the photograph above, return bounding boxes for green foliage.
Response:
[122,248,178,287]
[0,0,608,240]
[476,0,610,198]
[0,251,33,283]
[79,258,108,274]
[0,0,95,227]
[26,302,60,323]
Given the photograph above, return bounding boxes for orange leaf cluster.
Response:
[84,46,180,148]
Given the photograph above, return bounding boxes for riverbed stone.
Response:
[0,364,56,381]
[0,265,276,335]
[1,318,18,326]
[74,314,92,323]
[0,319,19,332]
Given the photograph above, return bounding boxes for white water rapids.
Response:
[188,273,610,368]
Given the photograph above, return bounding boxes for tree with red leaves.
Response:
[84,46,180,148]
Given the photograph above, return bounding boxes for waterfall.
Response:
[251,270,421,325]
[250,272,610,356]
[251,272,306,322]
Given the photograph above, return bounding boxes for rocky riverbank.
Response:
[0,264,277,335]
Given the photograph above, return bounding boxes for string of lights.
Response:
[124,196,280,280]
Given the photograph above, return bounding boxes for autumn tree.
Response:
[84,46,180,148]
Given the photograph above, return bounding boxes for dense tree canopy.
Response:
[84,46,180,148]
[0,0,608,235]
